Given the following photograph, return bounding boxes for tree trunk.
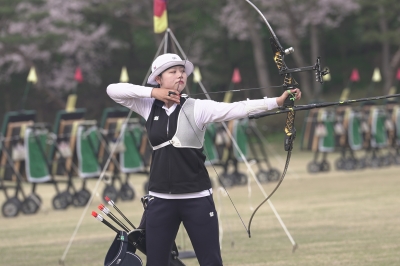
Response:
[4,89,11,111]
[282,1,312,101]
[240,1,273,97]
[391,47,400,69]
[247,22,273,97]
[378,5,392,94]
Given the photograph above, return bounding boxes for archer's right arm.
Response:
[107,83,155,120]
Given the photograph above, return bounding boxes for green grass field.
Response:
[0,149,399,266]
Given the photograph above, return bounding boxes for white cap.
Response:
[147,53,194,85]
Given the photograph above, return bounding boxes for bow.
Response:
[244,0,329,237]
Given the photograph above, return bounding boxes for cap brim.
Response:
[147,60,194,85]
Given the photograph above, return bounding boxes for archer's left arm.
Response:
[194,97,277,130]
[194,89,301,129]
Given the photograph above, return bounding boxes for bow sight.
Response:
[269,37,330,88]
[277,54,330,84]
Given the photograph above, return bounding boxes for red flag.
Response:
[350,68,360,82]
[231,68,241,84]
[74,67,83,83]
[396,68,400,81]
[154,0,168,33]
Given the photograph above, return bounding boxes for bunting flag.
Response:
[193,67,202,83]
[66,94,77,112]
[154,0,168,34]
[371,67,381,82]
[27,66,38,84]
[231,68,242,84]
[120,66,129,83]
[350,68,360,82]
[75,67,83,83]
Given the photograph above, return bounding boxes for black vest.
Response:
[145,98,211,194]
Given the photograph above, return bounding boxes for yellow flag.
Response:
[120,66,129,83]
[193,67,202,83]
[27,67,38,84]
[371,68,381,82]
[340,88,350,101]
[223,91,233,103]
[388,86,397,95]
[20,124,27,138]
[66,94,77,112]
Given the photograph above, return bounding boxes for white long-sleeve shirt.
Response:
[107,83,279,199]
[107,83,279,130]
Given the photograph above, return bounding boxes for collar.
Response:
[154,99,179,116]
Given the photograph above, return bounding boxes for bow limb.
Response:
[244,0,283,48]
[247,151,291,237]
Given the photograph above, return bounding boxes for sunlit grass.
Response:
[0,149,399,266]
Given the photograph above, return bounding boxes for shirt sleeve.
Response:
[194,97,279,129]
[106,83,155,120]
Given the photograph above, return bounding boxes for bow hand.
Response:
[276,89,301,107]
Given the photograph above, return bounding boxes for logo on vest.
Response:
[154,116,159,120]
[209,212,214,217]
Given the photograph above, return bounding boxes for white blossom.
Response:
[0,0,124,91]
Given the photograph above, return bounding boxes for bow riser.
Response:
[284,110,296,151]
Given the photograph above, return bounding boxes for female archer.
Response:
[107,53,301,266]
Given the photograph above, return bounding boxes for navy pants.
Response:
[145,195,223,266]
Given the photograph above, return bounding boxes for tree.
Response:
[219,0,274,97]
[259,0,359,99]
[359,0,400,93]
[0,0,123,109]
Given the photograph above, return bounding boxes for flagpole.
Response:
[141,35,166,86]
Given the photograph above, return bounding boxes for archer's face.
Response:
[156,66,187,92]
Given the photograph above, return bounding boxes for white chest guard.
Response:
[152,98,205,150]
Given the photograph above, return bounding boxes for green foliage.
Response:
[358,0,400,44]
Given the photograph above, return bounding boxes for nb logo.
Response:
[154,116,159,120]
[209,212,214,217]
